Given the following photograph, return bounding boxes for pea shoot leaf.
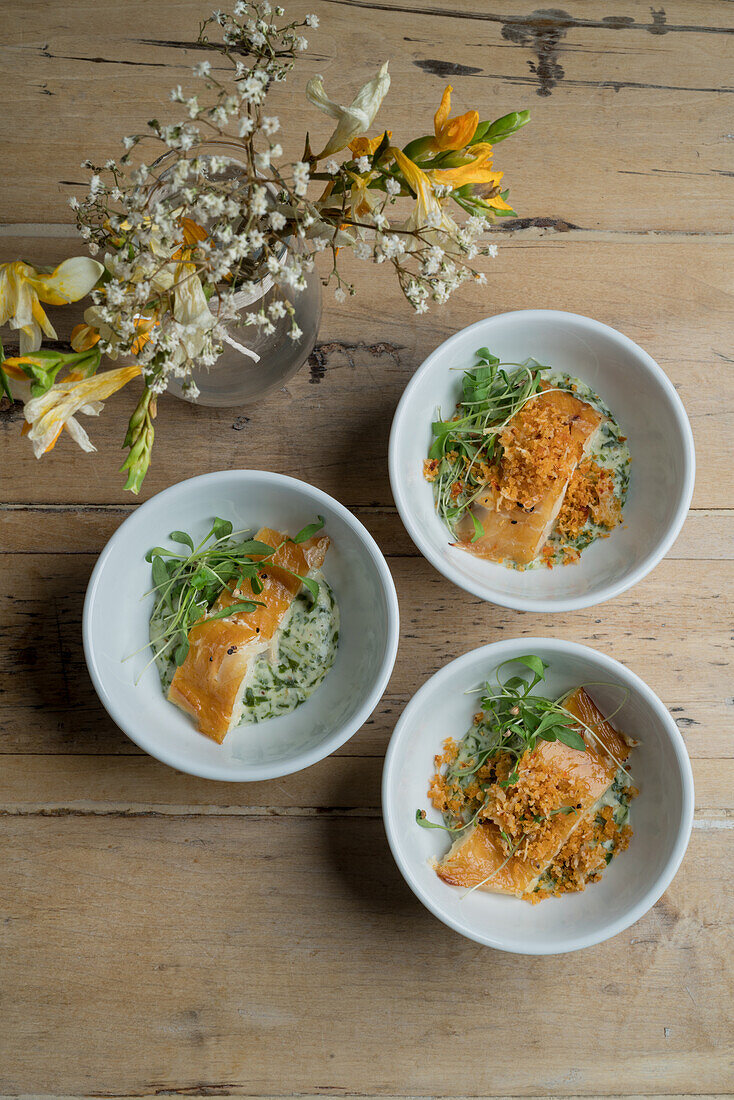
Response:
[169,530,194,551]
[292,515,325,544]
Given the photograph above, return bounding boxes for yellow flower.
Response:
[348,131,392,158]
[70,322,101,352]
[432,85,479,151]
[0,257,103,354]
[430,142,501,184]
[306,62,391,159]
[427,143,514,210]
[23,364,141,458]
[390,148,457,236]
[179,217,209,247]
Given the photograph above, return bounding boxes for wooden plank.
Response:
[1,816,732,1095]
[1,1,733,229]
[1,553,732,760]
[2,504,733,560]
[1,237,732,509]
[0,753,729,815]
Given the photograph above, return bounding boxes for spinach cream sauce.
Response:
[150,568,339,722]
[239,569,339,723]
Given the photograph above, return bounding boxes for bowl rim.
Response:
[83,469,400,781]
[388,309,696,612]
[381,636,695,954]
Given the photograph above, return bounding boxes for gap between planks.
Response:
[0,806,729,826]
[2,223,734,242]
[3,1095,732,1100]
[4,1096,733,1100]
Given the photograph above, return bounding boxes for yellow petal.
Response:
[70,322,101,352]
[434,85,453,135]
[431,153,502,189]
[24,364,141,458]
[485,193,514,211]
[179,217,208,246]
[433,84,479,151]
[31,297,57,340]
[348,131,392,157]
[34,257,104,306]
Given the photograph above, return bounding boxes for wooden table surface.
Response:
[2,1,733,1096]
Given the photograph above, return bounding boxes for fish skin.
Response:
[167,527,329,742]
[455,389,601,565]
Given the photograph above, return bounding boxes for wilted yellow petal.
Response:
[24,364,141,458]
[34,256,104,306]
[179,217,208,246]
[307,62,391,159]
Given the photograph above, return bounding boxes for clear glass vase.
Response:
[149,142,322,408]
[167,262,321,408]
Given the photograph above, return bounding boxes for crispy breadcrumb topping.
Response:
[497,398,587,509]
[428,729,637,902]
[556,459,622,540]
[530,806,634,902]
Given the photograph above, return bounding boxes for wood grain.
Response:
[2,817,732,1096]
[2,1,734,230]
[1,0,732,1096]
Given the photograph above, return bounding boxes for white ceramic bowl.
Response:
[389,310,695,611]
[382,638,694,954]
[83,470,399,781]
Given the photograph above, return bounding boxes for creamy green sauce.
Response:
[150,606,178,694]
[151,568,339,724]
[508,370,631,570]
[238,569,339,724]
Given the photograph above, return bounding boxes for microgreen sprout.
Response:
[428,348,553,536]
[129,514,324,680]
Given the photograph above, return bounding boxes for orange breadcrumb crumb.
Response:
[497,400,586,509]
[423,459,439,482]
[556,459,622,540]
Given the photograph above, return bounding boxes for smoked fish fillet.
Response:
[455,389,601,565]
[168,527,329,742]
[436,688,629,897]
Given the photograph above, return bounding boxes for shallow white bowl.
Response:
[382,638,694,954]
[83,470,399,781]
[389,310,695,611]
